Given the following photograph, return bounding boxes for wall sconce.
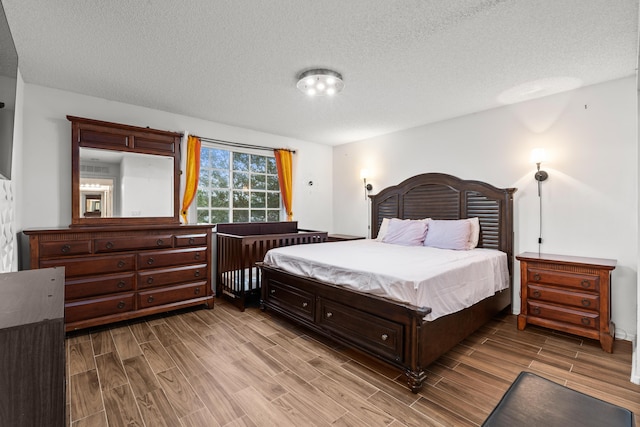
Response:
[360,169,373,200]
[530,148,548,196]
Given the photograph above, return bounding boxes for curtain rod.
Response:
[192,135,296,154]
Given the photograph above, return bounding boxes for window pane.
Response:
[199,147,212,168]
[233,152,249,171]
[251,210,266,222]
[198,168,210,188]
[267,192,280,209]
[233,210,249,222]
[267,157,277,174]
[251,174,266,190]
[211,148,230,169]
[250,155,266,173]
[210,210,229,224]
[233,172,249,189]
[197,189,209,208]
[267,175,279,191]
[210,190,229,208]
[267,210,280,222]
[251,192,266,208]
[233,191,249,208]
[211,169,229,188]
[197,209,210,223]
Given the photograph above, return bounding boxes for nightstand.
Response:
[326,234,365,242]
[516,252,616,353]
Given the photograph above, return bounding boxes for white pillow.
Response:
[375,218,390,241]
[424,219,471,250]
[382,218,429,246]
[467,217,480,249]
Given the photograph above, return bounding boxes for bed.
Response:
[216,221,327,311]
[258,173,516,392]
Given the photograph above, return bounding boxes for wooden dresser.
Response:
[516,252,616,352]
[23,225,213,331]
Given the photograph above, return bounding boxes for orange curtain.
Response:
[274,149,293,221]
[180,135,201,223]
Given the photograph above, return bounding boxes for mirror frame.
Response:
[68,115,182,227]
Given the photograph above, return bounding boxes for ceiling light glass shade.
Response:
[297,69,344,96]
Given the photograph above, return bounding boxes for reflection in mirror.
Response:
[80,148,174,218]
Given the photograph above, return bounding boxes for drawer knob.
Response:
[580,280,591,289]
[147,296,155,303]
[194,287,201,295]
[194,270,201,277]
[61,244,71,253]
[581,317,591,326]
[195,252,201,259]
[533,273,541,281]
[270,289,276,294]
[106,242,114,249]
[147,277,154,284]
[117,260,126,268]
[326,312,333,318]
[147,258,155,265]
[381,334,388,341]
[532,290,541,298]
[531,306,541,315]
[117,281,126,289]
[581,299,591,307]
[302,302,308,308]
[189,237,195,244]
[117,301,125,309]
[156,239,164,246]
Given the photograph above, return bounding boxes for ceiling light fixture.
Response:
[296,69,344,97]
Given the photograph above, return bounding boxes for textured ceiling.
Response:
[2,0,638,145]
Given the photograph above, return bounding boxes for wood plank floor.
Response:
[65,301,640,426]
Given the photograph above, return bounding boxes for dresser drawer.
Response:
[41,254,136,277]
[39,240,91,258]
[94,235,173,253]
[318,299,403,362]
[65,273,135,300]
[138,282,208,308]
[138,247,207,269]
[527,300,599,330]
[263,279,314,321]
[175,234,208,247]
[65,293,135,324]
[137,264,208,289]
[527,268,599,293]
[527,284,599,310]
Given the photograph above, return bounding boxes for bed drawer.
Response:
[65,293,135,324]
[318,299,404,363]
[262,280,314,322]
[138,282,208,308]
[41,254,135,277]
[527,300,599,331]
[138,247,207,269]
[137,264,207,289]
[65,273,135,300]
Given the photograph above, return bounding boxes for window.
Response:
[197,145,281,224]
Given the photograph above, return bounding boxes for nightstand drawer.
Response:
[527,300,599,330]
[527,268,599,293]
[527,284,599,310]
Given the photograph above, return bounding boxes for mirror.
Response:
[79,148,174,219]
[70,116,181,227]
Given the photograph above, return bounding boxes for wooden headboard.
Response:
[370,173,517,273]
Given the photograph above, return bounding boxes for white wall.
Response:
[19,83,333,232]
[333,77,638,340]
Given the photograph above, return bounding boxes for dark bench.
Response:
[482,372,635,426]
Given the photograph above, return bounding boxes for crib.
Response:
[216,221,328,311]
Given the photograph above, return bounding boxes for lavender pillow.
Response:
[382,218,428,246]
[424,219,472,250]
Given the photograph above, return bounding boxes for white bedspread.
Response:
[263,239,509,321]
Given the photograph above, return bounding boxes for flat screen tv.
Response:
[0,2,18,181]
